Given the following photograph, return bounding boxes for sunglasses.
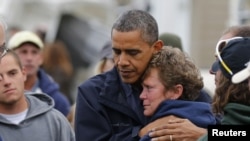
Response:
[0,43,7,58]
[215,37,243,75]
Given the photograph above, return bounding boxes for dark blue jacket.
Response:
[38,68,70,116]
[140,100,217,141]
[75,68,147,141]
[75,68,212,141]
[196,89,212,103]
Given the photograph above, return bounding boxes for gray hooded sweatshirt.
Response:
[0,93,75,141]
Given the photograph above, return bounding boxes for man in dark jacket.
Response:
[75,9,212,141]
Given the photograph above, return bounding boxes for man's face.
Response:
[0,53,26,106]
[14,43,43,76]
[112,29,161,84]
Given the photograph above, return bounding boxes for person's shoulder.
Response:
[37,68,58,85]
[42,108,72,126]
[50,108,68,118]
[78,68,122,99]
[80,67,119,88]
[195,88,212,103]
[79,73,105,87]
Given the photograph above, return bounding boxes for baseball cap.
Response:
[215,37,250,80]
[232,61,250,84]
[7,31,44,50]
[210,60,219,74]
[209,37,243,75]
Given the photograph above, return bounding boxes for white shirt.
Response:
[0,109,28,124]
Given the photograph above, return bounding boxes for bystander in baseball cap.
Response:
[7,30,44,50]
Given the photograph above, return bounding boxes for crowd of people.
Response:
[0,9,250,141]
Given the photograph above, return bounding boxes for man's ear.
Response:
[172,84,183,99]
[153,40,163,53]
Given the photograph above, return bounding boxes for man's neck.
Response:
[25,74,38,91]
[131,79,142,92]
[0,95,28,114]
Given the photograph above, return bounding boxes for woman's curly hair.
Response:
[212,71,250,114]
[143,46,204,100]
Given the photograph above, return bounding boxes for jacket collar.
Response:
[98,67,145,124]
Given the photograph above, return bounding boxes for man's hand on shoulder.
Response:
[140,116,206,141]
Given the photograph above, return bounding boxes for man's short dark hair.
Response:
[112,10,159,46]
